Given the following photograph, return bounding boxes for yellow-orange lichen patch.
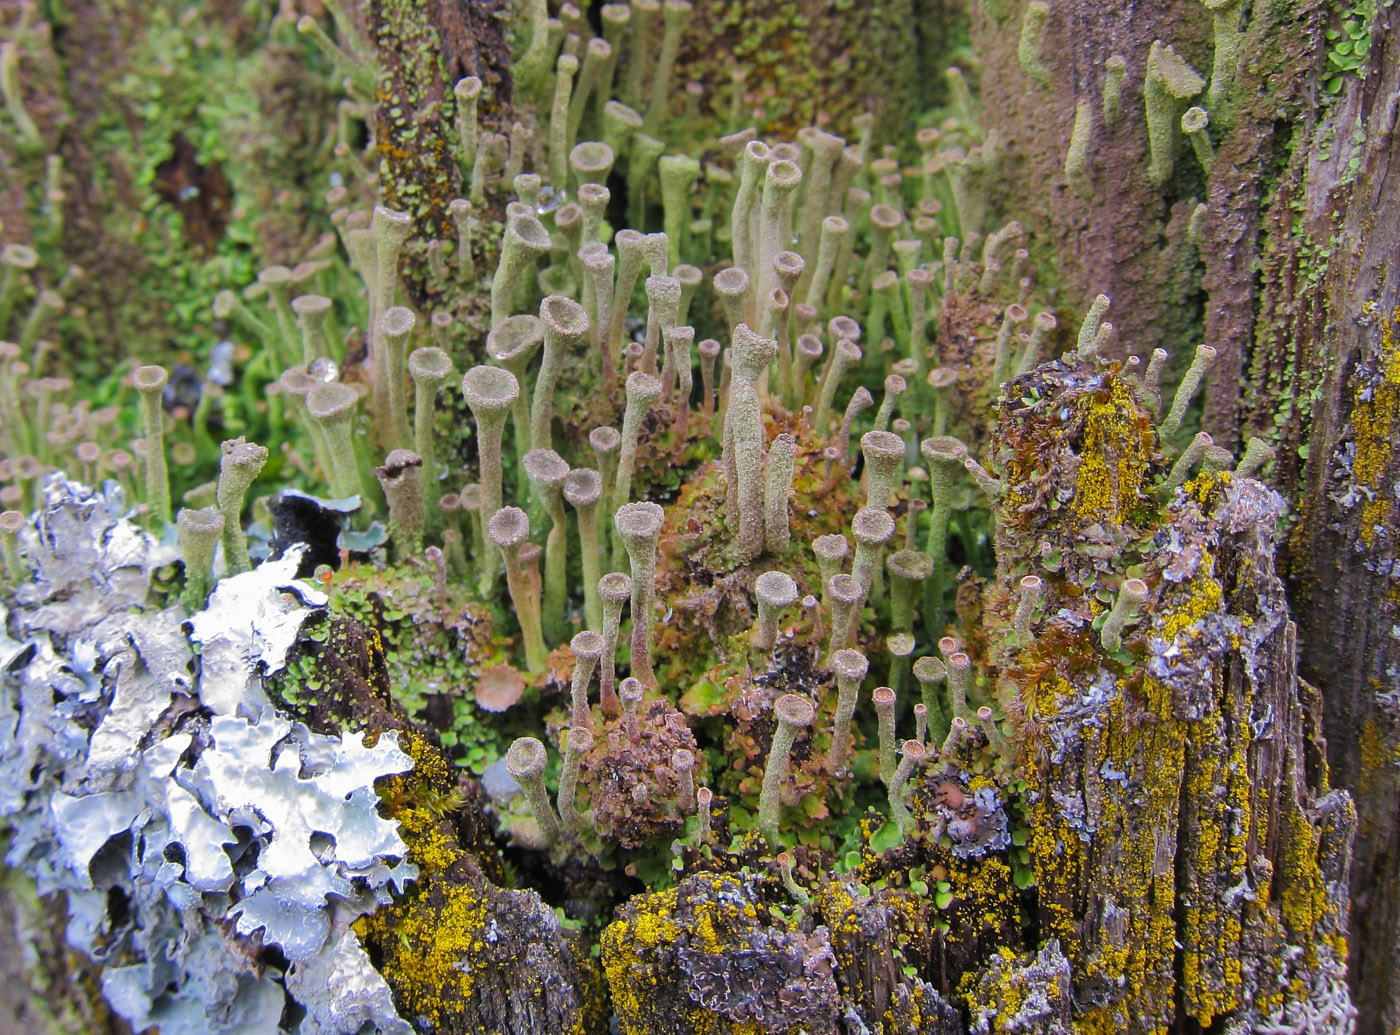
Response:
[1350,306,1400,548]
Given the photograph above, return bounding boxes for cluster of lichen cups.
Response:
[0,0,1285,931]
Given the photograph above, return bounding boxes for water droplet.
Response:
[308,357,339,383]
[536,184,565,215]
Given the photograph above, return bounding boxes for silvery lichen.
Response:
[1,478,416,1034]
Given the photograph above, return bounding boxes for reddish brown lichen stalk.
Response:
[489,507,549,671]
[569,630,605,731]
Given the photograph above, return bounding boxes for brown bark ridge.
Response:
[368,0,512,307]
[969,0,1211,367]
[1271,5,1400,1032]
[974,1,1398,1028]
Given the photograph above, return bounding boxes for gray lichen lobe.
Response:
[0,478,417,1034]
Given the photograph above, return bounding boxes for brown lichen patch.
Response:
[474,661,526,712]
[583,695,699,850]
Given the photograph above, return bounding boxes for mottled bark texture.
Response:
[970,0,1211,365]
[670,0,958,138]
[990,362,1353,1033]
[601,362,1354,1035]
[975,3,1400,1029]
[1268,8,1400,1033]
[369,0,512,305]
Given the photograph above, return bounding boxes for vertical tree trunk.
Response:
[974,2,1400,1029]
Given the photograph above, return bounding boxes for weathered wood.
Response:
[1276,8,1400,1031]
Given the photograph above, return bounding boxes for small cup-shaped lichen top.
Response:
[304,381,362,501]
[860,430,906,510]
[505,736,560,847]
[462,365,519,521]
[752,569,799,650]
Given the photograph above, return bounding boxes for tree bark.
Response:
[974,2,1400,1029]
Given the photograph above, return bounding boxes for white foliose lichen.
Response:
[0,477,416,1034]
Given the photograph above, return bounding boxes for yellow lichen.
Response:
[1351,307,1400,548]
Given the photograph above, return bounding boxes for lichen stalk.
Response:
[408,347,452,488]
[548,53,579,191]
[506,737,560,848]
[610,373,662,554]
[888,549,933,634]
[758,694,816,851]
[756,160,803,316]
[380,306,416,451]
[658,154,700,267]
[558,726,594,836]
[1101,577,1149,653]
[1014,574,1043,644]
[641,275,681,377]
[731,140,771,298]
[889,738,925,835]
[752,570,799,651]
[912,655,949,745]
[568,630,604,732]
[490,507,549,671]
[490,212,552,333]
[1103,54,1127,128]
[133,365,171,528]
[374,450,425,559]
[813,338,862,429]
[215,437,267,576]
[597,572,631,717]
[564,468,604,632]
[524,449,572,643]
[615,502,664,687]
[1160,344,1217,438]
[827,648,868,775]
[872,685,898,787]
[620,676,644,743]
[946,651,972,720]
[533,296,590,454]
[176,507,224,611]
[462,366,519,576]
[827,573,866,658]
